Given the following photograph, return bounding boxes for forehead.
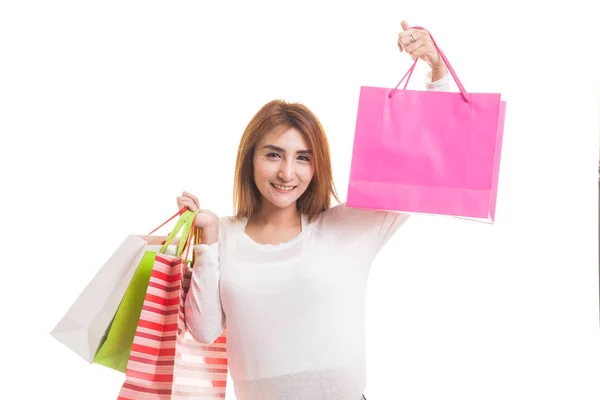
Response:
[258,127,311,150]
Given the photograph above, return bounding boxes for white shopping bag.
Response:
[50,235,147,362]
[50,209,195,362]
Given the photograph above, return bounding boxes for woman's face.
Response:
[253,127,315,211]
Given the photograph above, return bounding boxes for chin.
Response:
[266,196,299,210]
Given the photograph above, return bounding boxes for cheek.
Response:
[299,166,315,185]
[252,159,263,181]
[253,159,275,181]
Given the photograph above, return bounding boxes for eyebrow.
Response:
[262,144,312,154]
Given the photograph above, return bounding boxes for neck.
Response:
[251,201,301,228]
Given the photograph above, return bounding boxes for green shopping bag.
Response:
[93,209,198,372]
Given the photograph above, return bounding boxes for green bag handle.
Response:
[159,209,198,256]
[175,210,197,256]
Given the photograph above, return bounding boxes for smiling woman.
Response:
[234,100,339,224]
[174,20,453,400]
[253,132,314,214]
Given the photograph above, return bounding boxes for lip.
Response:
[271,183,296,194]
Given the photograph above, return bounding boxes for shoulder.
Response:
[319,202,390,226]
[317,202,409,237]
[317,202,382,234]
[319,202,363,226]
[218,215,244,243]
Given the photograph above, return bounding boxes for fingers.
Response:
[398,22,443,72]
[404,40,426,60]
[399,34,425,60]
[177,195,199,212]
[182,191,200,209]
[399,29,422,48]
[398,20,411,52]
[410,43,430,60]
[399,28,435,61]
[176,196,193,211]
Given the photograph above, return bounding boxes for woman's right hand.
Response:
[176,191,219,230]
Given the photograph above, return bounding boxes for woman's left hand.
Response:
[398,20,448,78]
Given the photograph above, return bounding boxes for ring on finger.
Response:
[409,33,416,44]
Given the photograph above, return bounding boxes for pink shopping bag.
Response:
[117,216,228,400]
[347,26,506,223]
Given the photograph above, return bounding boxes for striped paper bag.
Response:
[117,253,228,400]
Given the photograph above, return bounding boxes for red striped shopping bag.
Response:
[117,244,228,399]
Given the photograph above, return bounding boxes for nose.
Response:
[278,159,295,182]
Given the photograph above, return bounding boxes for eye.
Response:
[266,152,281,159]
[298,155,311,162]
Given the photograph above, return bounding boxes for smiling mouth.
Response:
[271,183,296,191]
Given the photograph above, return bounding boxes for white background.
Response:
[2,1,599,399]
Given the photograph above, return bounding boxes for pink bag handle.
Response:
[391,26,469,103]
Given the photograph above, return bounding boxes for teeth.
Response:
[273,183,294,191]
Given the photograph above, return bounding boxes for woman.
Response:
[180,21,451,400]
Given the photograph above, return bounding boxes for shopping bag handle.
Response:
[392,26,469,103]
[183,213,201,265]
[146,208,199,257]
[161,209,199,256]
[148,207,188,235]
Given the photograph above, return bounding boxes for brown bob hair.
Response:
[233,99,339,223]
